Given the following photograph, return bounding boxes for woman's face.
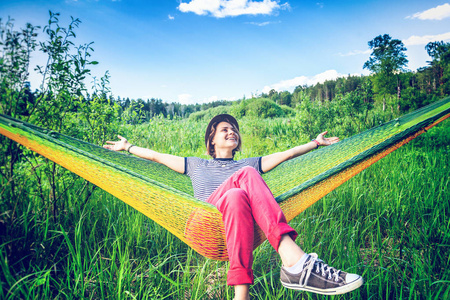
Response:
[212,121,239,151]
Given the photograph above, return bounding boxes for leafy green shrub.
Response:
[238,98,285,118]
[280,104,296,117]
[229,101,246,118]
[189,105,231,121]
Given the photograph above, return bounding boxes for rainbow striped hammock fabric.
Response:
[1,97,449,261]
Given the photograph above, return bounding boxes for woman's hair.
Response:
[206,119,242,158]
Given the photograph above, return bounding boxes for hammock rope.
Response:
[1,97,449,261]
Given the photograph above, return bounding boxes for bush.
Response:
[188,105,231,121]
[280,104,296,117]
[246,98,285,118]
[189,98,290,121]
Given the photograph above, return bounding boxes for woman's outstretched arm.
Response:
[103,135,185,174]
[261,131,339,173]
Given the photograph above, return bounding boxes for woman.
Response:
[104,114,363,299]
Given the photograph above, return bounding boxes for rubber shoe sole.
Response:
[281,274,364,295]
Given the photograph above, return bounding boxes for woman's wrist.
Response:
[126,144,135,152]
[311,139,320,149]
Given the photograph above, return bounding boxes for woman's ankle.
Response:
[234,284,250,300]
[278,234,305,267]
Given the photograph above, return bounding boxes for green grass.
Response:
[1,119,449,299]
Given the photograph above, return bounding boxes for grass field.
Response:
[0,117,449,299]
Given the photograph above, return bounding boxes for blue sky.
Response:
[1,1,450,104]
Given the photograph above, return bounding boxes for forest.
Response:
[1,12,449,299]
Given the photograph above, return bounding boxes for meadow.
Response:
[0,114,449,300]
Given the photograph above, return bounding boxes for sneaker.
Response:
[280,253,363,295]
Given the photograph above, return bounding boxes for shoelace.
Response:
[298,253,342,287]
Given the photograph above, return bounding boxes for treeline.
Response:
[264,38,449,113]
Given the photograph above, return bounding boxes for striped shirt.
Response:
[184,157,263,202]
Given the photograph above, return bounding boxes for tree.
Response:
[426,41,450,61]
[425,41,450,95]
[363,34,408,111]
[279,91,291,106]
[0,18,40,117]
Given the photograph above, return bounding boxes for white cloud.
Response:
[208,95,219,102]
[168,14,175,20]
[204,95,238,102]
[406,3,450,20]
[337,49,371,57]
[245,21,280,26]
[404,32,450,46]
[178,0,289,18]
[178,93,196,104]
[262,70,353,93]
[177,93,238,104]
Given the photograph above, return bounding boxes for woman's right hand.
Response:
[103,135,130,152]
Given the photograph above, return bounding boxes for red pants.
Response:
[206,166,298,286]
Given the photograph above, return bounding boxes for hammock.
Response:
[1,97,449,261]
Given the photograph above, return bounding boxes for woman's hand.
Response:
[103,135,131,151]
[262,131,339,172]
[103,135,185,173]
[315,131,339,146]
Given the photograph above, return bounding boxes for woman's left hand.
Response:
[315,131,339,146]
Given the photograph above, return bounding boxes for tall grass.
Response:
[1,118,448,299]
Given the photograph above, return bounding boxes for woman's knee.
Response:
[238,166,260,178]
[241,165,258,174]
[216,188,249,214]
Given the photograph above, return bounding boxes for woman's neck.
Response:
[214,149,233,159]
